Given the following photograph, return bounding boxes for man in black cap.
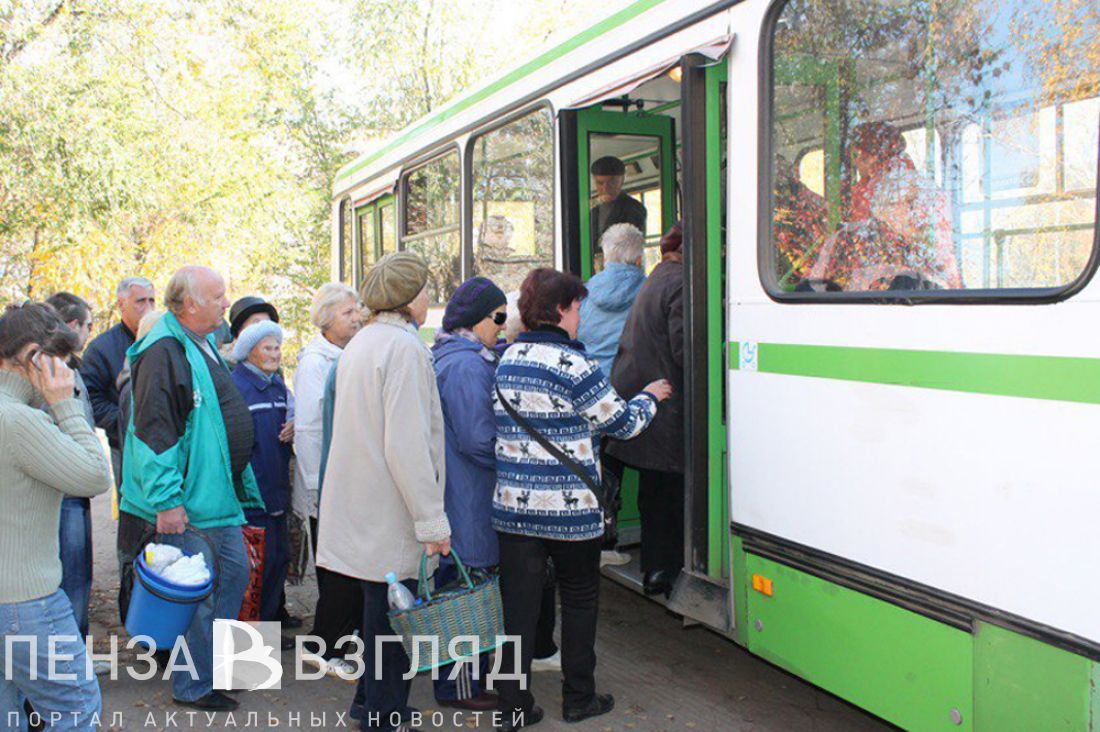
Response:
[590,155,647,254]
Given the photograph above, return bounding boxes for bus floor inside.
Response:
[601,543,649,597]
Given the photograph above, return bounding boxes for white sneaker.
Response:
[325,657,358,680]
[530,650,561,673]
[93,660,113,677]
[600,550,631,567]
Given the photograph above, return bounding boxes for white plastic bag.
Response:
[143,543,184,574]
[159,554,212,587]
[143,542,211,586]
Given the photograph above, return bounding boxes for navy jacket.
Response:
[432,333,499,567]
[231,363,292,516]
[80,322,135,449]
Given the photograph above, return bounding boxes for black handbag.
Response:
[496,386,615,537]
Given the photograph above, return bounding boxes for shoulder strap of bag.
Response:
[496,385,608,513]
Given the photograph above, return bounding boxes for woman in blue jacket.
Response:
[231,321,293,624]
[577,223,646,379]
[431,276,508,712]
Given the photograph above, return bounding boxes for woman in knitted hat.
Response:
[429,276,507,711]
[317,251,452,728]
[230,321,294,625]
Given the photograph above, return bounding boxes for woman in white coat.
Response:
[294,283,362,676]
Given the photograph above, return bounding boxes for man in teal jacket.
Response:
[121,265,264,711]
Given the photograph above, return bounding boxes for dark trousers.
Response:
[356,579,416,731]
[308,517,364,660]
[495,532,601,714]
[246,510,289,622]
[116,510,151,625]
[534,575,558,660]
[637,468,685,575]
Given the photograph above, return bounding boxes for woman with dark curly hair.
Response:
[491,268,671,731]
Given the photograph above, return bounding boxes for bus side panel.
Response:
[973,622,1094,732]
[727,362,1100,645]
[744,553,973,731]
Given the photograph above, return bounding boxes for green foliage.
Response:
[0,0,626,368]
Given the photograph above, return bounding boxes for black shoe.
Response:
[152,648,172,672]
[281,635,296,650]
[173,691,239,711]
[279,613,303,629]
[563,693,614,723]
[497,704,543,731]
[643,569,675,597]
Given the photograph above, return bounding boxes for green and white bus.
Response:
[331,0,1100,728]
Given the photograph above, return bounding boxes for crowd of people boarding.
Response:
[0,217,686,732]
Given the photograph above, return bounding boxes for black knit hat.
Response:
[442,277,507,332]
[590,156,626,176]
[229,296,279,339]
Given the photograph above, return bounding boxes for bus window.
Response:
[767,0,1098,296]
[357,207,376,285]
[379,202,396,257]
[470,108,555,294]
[338,198,353,285]
[589,133,662,269]
[402,150,462,307]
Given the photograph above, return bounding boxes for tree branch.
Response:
[3,1,69,65]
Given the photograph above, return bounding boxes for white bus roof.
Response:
[332,0,732,200]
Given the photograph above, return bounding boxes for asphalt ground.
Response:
[86,495,894,732]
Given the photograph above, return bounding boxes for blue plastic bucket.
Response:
[125,551,215,651]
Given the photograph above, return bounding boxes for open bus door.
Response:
[561,103,677,549]
[668,53,731,632]
[560,58,732,633]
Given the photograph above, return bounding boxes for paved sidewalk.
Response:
[89,497,893,731]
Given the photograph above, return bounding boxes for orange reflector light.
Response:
[751,574,774,596]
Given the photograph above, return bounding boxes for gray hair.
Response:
[600,223,645,264]
[163,267,208,314]
[311,282,358,330]
[504,290,524,343]
[117,276,154,298]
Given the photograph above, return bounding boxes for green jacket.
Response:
[120,312,263,528]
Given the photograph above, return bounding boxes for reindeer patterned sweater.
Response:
[492,325,658,541]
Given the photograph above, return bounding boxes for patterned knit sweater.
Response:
[492,326,658,541]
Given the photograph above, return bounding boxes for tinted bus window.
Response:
[471,108,555,294]
[402,151,462,306]
[767,0,1098,296]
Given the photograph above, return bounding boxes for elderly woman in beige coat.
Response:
[316,251,451,731]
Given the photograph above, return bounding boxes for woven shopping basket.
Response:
[388,551,504,672]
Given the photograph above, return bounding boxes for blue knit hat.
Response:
[231,320,283,363]
[442,277,507,332]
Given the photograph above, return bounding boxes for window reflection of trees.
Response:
[770,0,1098,293]
[472,109,555,294]
[403,153,462,305]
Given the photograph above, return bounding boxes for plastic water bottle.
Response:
[385,572,416,611]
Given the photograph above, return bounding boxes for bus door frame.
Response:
[575,107,677,279]
[355,193,398,288]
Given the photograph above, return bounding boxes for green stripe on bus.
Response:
[728,342,1100,405]
[335,0,668,186]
